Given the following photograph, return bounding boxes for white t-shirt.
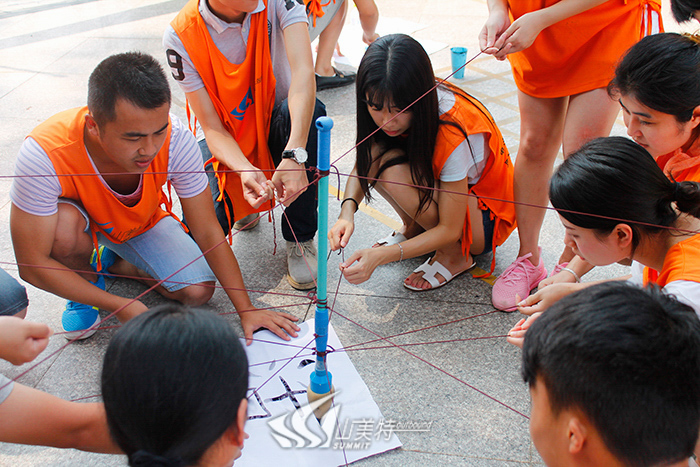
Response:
[0,374,13,405]
[163,0,308,106]
[10,114,208,217]
[629,261,700,318]
[436,88,488,184]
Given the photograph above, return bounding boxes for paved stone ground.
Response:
[0,1,690,465]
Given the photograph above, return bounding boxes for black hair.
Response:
[101,304,248,467]
[670,0,700,23]
[549,136,700,251]
[355,33,485,214]
[88,52,171,126]
[522,281,700,465]
[609,33,700,125]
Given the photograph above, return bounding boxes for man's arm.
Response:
[271,21,317,205]
[10,205,146,322]
[186,88,274,208]
[180,189,300,344]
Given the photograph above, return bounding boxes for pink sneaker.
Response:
[491,248,548,311]
[550,261,568,277]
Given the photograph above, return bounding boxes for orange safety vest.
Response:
[656,136,700,183]
[431,89,516,268]
[507,0,662,98]
[29,106,173,253]
[171,0,276,223]
[643,233,700,287]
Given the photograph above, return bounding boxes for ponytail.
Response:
[129,450,184,467]
[673,180,700,218]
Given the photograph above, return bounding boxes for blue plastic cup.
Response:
[450,47,467,79]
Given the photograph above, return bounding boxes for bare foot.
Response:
[404,245,474,290]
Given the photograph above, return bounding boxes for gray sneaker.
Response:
[233,213,260,231]
[286,240,318,290]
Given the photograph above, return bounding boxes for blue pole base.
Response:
[310,369,333,394]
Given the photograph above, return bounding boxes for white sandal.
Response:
[403,257,476,291]
[375,231,407,246]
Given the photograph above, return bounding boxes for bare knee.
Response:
[175,283,214,306]
[51,203,91,261]
[518,130,562,165]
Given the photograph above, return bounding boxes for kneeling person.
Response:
[10,52,299,343]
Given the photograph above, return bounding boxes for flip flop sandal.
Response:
[374,231,407,247]
[404,257,476,291]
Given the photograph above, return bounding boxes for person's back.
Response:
[522,281,700,466]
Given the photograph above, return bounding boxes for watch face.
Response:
[294,148,308,164]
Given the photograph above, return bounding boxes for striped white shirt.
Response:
[10,114,208,216]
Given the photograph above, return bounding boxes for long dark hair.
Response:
[550,136,700,251]
[101,304,248,467]
[609,33,700,126]
[670,0,700,23]
[355,33,483,214]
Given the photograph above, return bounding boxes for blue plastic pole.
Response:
[309,116,333,395]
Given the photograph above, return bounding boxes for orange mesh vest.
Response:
[656,136,700,184]
[171,0,276,221]
[507,0,662,98]
[432,91,516,265]
[29,107,172,246]
[643,234,700,286]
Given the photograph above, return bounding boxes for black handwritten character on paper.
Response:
[266,376,307,410]
[247,389,272,420]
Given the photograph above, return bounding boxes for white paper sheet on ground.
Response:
[318,7,447,69]
[237,319,402,467]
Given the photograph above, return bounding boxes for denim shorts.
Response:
[97,216,215,292]
[58,199,215,292]
[481,208,495,255]
[0,269,28,316]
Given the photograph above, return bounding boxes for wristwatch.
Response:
[281,147,308,164]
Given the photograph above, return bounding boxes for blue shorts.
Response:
[58,199,215,292]
[0,269,28,316]
[97,216,215,292]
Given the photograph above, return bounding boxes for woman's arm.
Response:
[339,177,469,284]
[329,166,367,251]
[489,0,610,60]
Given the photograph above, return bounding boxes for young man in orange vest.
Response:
[10,52,299,343]
[164,0,324,290]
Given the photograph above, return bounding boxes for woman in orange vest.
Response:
[329,34,516,290]
[480,0,662,311]
[514,137,700,319]
[544,32,700,287]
